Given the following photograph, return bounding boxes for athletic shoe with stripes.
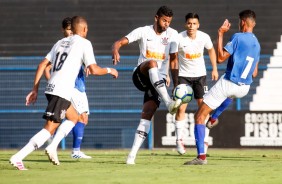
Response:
[176,139,186,155]
[9,156,28,170]
[71,151,92,159]
[183,157,207,165]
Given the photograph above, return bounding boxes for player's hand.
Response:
[166,75,171,87]
[112,50,120,65]
[109,68,119,79]
[218,19,231,34]
[85,67,90,77]
[26,90,38,106]
[211,70,219,81]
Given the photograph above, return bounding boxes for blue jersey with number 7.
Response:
[224,32,260,85]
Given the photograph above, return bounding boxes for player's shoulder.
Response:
[167,27,178,34]
[178,30,186,36]
[196,30,210,38]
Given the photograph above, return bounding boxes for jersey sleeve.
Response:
[204,34,213,50]
[45,51,52,61]
[125,27,144,44]
[83,40,97,67]
[169,30,179,54]
[224,34,238,55]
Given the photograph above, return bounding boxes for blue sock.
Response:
[211,97,233,120]
[194,124,205,155]
[72,122,85,150]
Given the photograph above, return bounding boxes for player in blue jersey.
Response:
[44,17,91,159]
[184,9,260,165]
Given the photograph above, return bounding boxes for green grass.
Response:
[1,148,282,184]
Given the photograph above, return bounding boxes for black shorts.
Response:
[178,76,208,99]
[43,94,71,123]
[132,65,162,107]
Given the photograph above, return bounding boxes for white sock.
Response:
[48,120,75,150]
[129,119,151,157]
[148,68,171,106]
[175,120,185,141]
[12,129,51,160]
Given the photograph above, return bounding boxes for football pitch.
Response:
[0,148,282,184]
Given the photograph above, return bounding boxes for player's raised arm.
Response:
[111,37,129,65]
[217,19,231,63]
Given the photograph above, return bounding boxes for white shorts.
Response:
[203,75,250,110]
[70,88,89,115]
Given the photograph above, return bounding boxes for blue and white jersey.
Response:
[74,66,86,92]
[224,32,260,85]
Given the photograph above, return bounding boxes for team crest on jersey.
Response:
[60,109,66,120]
[161,37,169,45]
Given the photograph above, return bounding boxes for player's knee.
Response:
[79,113,88,125]
[194,113,206,125]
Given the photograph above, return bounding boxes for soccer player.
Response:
[44,17,91,159]
[184,10,260,165]
[175,13,218,155]
[9,16,118,170]
[112,6,180,164]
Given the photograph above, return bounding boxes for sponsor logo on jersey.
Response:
[146,50,165,60]
[45,83,55,92]
[185,53,202,60]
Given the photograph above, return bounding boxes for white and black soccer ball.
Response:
[173,84,193,104]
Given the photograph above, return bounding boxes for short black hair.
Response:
[156,6,173,17]
[239,10,256,21]
[185,13,199,22]
[62,17,72,29]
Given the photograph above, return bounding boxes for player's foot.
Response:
[9,156,28,170]
[176,139,186,155]
[71,151,92,159]
[183,157,207,165]
[126,154,136,165]
[206,117,219,129]
[45,147,60,165]
[168,99,182,115]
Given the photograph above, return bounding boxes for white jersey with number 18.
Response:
[45,35,97,101]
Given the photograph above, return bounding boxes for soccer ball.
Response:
[173,84,193,104]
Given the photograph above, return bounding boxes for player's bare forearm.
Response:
[33,59,50,91]
[217,19,231,63]
[208,48,218,80]
[88,64,118,78]
[169,53,179,87]
[112,37,129,65]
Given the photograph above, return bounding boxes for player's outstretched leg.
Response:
[9,128,51,170]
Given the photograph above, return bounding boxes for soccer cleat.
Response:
[168,99,182,115]
[126,154,136,165]
[71,151,92,159]
[9,156,28,170]
[45,147,60,165]
[206,117,219,129]
[176,139,186,155]
[183,157,207,165]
